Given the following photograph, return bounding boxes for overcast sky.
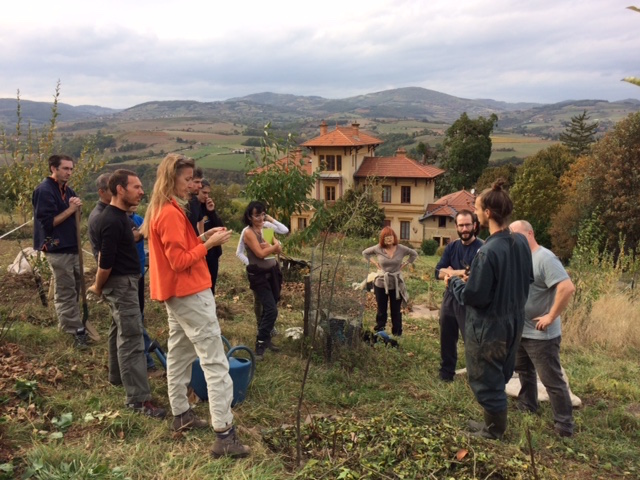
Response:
[2,0,639,109]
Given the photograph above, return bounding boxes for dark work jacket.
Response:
[32,177,78,254]
[449,230,533,412]
[246,263,283,302]
[450,230,532,318]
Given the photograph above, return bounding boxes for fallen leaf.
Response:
[456,448,468,461]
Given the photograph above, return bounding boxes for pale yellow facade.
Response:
[421,216,458,246]
[291,147,440,246]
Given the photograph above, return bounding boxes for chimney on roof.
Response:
[351,122,360,136]
[396,147,407,157]
[320,120,328,136]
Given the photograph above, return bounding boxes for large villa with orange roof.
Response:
[288,121,446,246]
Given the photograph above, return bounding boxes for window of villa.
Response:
[325,186,336,202]
[400,221,411,240]
[298,218,307,230]
[383,219,391,227]
[401,186,411,203]
[382,186,391,203]
[326,155,335,170]
[323,155,342,171]
[438,217,447,228]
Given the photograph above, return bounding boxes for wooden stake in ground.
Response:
[75,209,89,328]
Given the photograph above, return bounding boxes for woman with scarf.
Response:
[363,227,417,337]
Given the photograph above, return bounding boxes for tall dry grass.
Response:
[564,292,640,349]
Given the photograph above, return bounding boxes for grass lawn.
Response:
[0,234,638,479]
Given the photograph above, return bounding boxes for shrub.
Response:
[421,239,438,256]
[436,245,446,257]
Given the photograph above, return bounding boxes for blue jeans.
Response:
[515,336,574,435]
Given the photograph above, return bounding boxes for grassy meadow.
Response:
[0,230,639,480]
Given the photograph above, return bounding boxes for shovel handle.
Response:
[75,209,88,326]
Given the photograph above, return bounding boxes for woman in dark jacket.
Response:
[447,179,533,440]
[242,201,283,360]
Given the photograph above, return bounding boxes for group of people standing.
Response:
[32,153,574,459]
[32,154,257,458]
[364,180,575,440]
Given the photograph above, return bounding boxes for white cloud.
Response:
[1,0,639,108]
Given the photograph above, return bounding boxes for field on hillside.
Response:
[490,133,558,162]
[0,231,639,479]
[53,114,565,174]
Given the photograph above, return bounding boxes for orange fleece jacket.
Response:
[148,198,211,301]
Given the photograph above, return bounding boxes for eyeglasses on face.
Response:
[457,223,474,229]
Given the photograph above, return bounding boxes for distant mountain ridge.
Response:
[0,99,120,126]
[1,87,639,132]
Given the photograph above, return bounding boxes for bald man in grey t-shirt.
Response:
[510,220,575,438]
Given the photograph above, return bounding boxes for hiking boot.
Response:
[172,408,209,432]
[147,366,166,379]
[255,341,266,361]
[266,338,280,352]
[554,425,573,438]
[126,400,167,419]
[212,426,251,458]
[73,329,90,349]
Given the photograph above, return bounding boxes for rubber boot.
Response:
[468,410,507,440]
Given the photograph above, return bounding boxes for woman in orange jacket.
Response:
[143,153,250,458]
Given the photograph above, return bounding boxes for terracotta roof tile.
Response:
[354,154,444,179]
[301,124,382,147]
[420,189,477,221]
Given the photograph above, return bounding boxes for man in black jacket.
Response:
[32,155,86,347]
[197,180,225,294]
[447,180,533,440]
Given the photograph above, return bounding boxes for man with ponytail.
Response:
[144,154,250,458]
[446,179,533,440]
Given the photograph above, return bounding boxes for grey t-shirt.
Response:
[523,246,569,340]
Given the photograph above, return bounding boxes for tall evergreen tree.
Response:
[558,110,598,156]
